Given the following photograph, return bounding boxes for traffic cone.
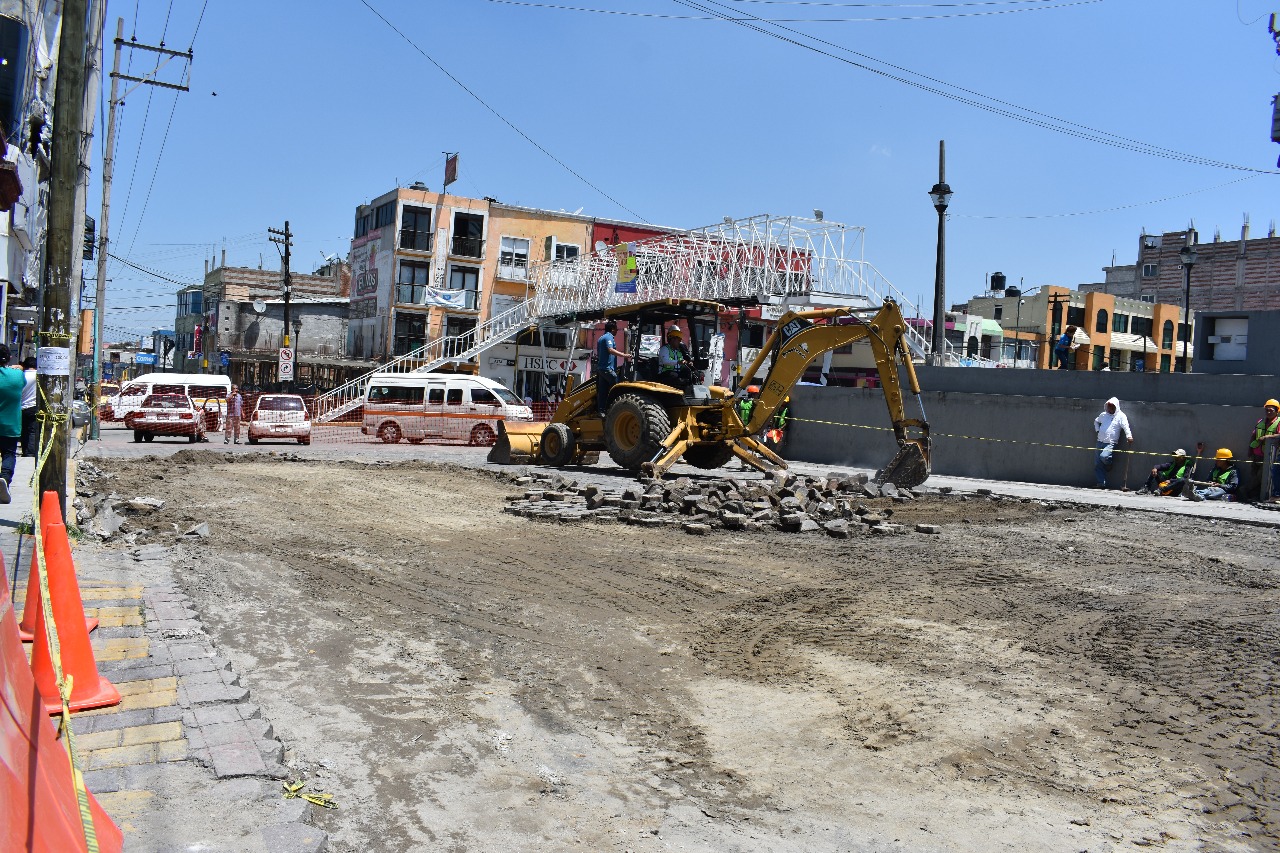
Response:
[18,542,99,642]
[1,560,125,853]
[28,493,121,714]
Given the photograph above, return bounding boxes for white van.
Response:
[104,373,231,422]
[361,373,534,446]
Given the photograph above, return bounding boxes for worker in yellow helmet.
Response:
[1184,448,1240,502]
[1246,398,1280,500]
[657,326,692,388]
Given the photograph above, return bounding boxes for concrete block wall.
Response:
[788,367,1280,489]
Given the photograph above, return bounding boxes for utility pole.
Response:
[38,0,90,513]
[90,19,191,439]
[268,222,293,390]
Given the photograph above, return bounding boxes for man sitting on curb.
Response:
[1142,445,1196,496]
[1184,448,1240,502]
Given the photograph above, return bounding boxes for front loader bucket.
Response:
[488,420,547,464]
[875,441,930,489]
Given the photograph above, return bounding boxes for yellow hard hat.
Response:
[666,326,683,338]
[1215,447,1233,460]
[1266,399,1279,410]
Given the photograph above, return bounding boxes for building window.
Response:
[1160,353,1171,372]
[1161,319,1174,348]
[448,265,480,310]
[392,312,427,356]
[374,202,395,229]
[452,213,484,258]
[1142,263,1158,278]
[396,261,432,305]
[1066,306,1085,327]
[354,213,370,239]
[1139,294,1156,303]
[555,243,580,262]
[516,328,569,349]
[1112,313,1129,333]
[1095,309,1108,334]
[1177,322,1191,342]
[993,304,1003,321]
[1131,316,1153,338]
[498,236,530,280]
[442,315,477,357]
[399,206,433,251]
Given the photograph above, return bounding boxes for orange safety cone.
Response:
[18,542,99,642]
[28,493,121,715]
[1,560,125,853]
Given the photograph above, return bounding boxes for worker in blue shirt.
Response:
[595,319,627,416]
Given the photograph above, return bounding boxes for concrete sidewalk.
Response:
[2,454,330,853]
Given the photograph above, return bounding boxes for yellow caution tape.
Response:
[283,779,339,809]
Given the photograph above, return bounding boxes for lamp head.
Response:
[1179,244,1199,266]
[928,182,953,211]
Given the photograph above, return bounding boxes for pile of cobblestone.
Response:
[503,470,945,537]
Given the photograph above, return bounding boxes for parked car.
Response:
[247,394,312,445]
[360,374,533,446]
[123,394,205,443]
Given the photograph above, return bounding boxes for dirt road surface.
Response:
[88,452,1280,852]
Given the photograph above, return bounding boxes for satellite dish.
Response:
[252,299,267,314]
[594,241,607,253]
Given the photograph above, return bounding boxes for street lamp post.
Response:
[1014,298,1026,366]
[928,141,952,366]
[1179,244,1198,373]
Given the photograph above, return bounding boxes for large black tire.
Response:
[539,423,576,467]
[604,393,671,470]
[142,433,154,443]
[682,442,735,470]
[132,430,142,443]
[377,422,402,444]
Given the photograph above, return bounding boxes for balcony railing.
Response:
[497,259,528,281]
[399,228,433,252]
[451,235,484,258]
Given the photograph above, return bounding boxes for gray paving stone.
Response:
[275,796,312,825]
[94,626,145,639]
[256,738,285,765]
[209,741,269,778]
[174,656,231,676]
[153,705,184,724]
[168,642,215,662]
[75,707,160,733]
[200,720,258,747]
[83,768,124,794]
[181,683,250,707]
[97,660,176,681]
[181,669,235,689]
[190,704,245,728]
[259,822,329,853]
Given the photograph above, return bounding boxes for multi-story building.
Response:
[964,285,1189,372]
[1082,222,1280,312]
[179,255,353,390]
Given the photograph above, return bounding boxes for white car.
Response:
[247,394,312,445]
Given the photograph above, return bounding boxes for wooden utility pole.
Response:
[39,0,91,512]
[90,19,190,438]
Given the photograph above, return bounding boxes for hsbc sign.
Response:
[520,356,581,372]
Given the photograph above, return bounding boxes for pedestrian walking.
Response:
[1054,325,1078,370]
[225,385,243,444]
[0,345,26,503]
[1245,398,1280,501]
[1184,449,1240,502]
[1092,396,1133,489]
[20,356,37,456]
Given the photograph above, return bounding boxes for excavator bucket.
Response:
[488,420,547,464]
[875,441,930,489]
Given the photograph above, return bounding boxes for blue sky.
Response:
[93,0,1280,338]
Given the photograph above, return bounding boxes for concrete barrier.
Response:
[788,368,1280,490]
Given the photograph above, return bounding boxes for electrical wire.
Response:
[107,251,198,286]
[676,0,1280,174]
[953,175,1260,219]
[122,89,181,257]
[190,0,210,48]
[483,0,1097,21]
[359,0,647,222]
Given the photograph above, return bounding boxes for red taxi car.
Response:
[123,393,206,443]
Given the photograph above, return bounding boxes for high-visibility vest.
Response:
[1212,466,1235,486]
[737,398,755,425]
[1250,416,1279,450]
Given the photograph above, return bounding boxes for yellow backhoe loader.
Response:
[490,297,930,486]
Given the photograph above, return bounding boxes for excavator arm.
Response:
[731,299,930,486]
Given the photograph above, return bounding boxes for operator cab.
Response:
[603,299,721,401]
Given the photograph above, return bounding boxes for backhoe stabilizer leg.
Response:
[641,421,696,479]
[728,435,786,475]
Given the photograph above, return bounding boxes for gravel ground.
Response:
[71,448,1280,853]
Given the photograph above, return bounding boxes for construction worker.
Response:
[1185,448,1240,502]
[1141,448,1190,496]
[1246,398,1280,500]
[595,319,627,416]
[737,384,760,428]
[764,394,790,454]
[657,326,691,387]
[1092,396,1133,489]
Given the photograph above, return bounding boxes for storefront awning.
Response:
[981,319,1003,337]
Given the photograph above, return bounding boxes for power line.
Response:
[676,0,1280,174]
[107,251,199,285]
[482,0,1097,21]
[359,0,647,221]
[123,89,182,257]
[954,175,1260,219]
